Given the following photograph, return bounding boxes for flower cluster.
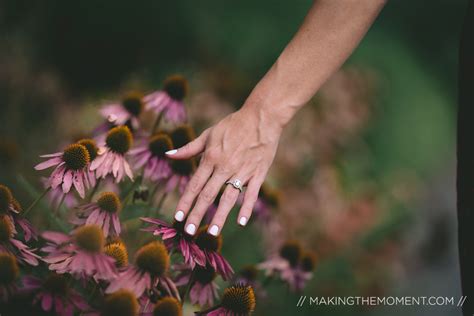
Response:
[0,74,318,316]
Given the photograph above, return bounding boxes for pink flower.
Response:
[44,178,78,210]
[129,133,173,182]
[144,75,188,123]
[21,274,89,315]
[175,264,219,307]
[235,265,266,299]
[90,126,134,183]
[35,143,96,198]
[165,159,195,194]
[100,92,144,130]
[195,226,234,281]
[141,217,206,269]
[252,184,280,224]
[41,225,117,281]
[201,284,256,316]
[106,241,179,299]
[0,215,40,266]
[0,253,20,301]
[0,184,37,241]
[72,192,122,237]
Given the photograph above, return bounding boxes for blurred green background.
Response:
[0,1,467,315]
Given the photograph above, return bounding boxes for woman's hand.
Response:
[166,103,284,236]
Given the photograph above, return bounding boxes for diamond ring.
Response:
[225,179,243,192]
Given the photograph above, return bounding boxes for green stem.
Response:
[23,187,51,216]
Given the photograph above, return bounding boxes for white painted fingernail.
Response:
[239,217,247,226]
[208,225,219,236]
[166,149,177,155]
[185,224,196,235]
[175,210,185,222]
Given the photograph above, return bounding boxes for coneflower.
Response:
[175,264,219,307]
[0,252,20,301]
[21,273,89,315]
[105,238,129,269]
[100,91,144,131]
[35,143,96,198]
[72,191,122,237]
[152,296,182,316]
[166,159,196,194]
[0,184,37,241]
[169,125,195,149]
[200,284,256,316]
[90,126,134,183]
[252,184,281,223]
[129,132,173,182]
[195,225,234,280]
[41,225,117,281]
[235,265,266,299]
[144,75,188,123]
[0,215,40,266]
[106,241,179,299]
[102,289,139,316]
[141,217,206,269]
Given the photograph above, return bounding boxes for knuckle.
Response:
[205,149,219,163]
[189,178,201,194]
[221,190,237,203]
[199,190,215,204]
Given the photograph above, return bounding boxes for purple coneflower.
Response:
[141,217,206,269]
[252,184,281,223]
[144,75,188,123]
[104,238,129,269]
[235,265,266,299]
[129,133,173,182]
[101,289,139,316]
[141,296,182,316]
[195,225,233,280]
[0,252,20,301]
[72,192,122,237]
[90,126,134,183]
[175,264,219,307]
[198,284,256,316]
[0,184,37,241]
[106,241,179,299]
[35,143,96,198]
[21,273,89,315]
[0,215,40,265]
[41,225,117,281]
[100,91,144,130]
[257,241,316,292]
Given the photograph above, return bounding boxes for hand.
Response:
[166,103,283,236]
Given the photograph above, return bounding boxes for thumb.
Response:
[166,129,210,160]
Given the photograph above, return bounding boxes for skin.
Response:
[167,0,387,236]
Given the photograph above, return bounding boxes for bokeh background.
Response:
[0,0,467,315]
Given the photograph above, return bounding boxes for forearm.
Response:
[243,0,386,127]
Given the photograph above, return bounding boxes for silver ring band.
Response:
[225,179,243,192]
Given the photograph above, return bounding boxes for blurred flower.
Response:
[41,225,117,281]
[0,215,40,265]
[100,91,144,131]
[102,289,139,316]
[235,265,265,299]
[175,264,219,307]
[21,273,89,315]
[166,159,195,194]
[0,184,37,241]
[145,75,188,123]
[43,178,78,210]
[72,192,122,237]
[149,296,182,316]
[195,225,233,280]
[169,125,195,149]
[141,217,206,269]
[258,241,316,292]
[35,143,96,198]
[253,184,281,223]
[106,241,179,299]
[0,252,20,301]
[129,132,173,182]
[90,126,134,183]
[202,284,256,316]
[104,238,129,269]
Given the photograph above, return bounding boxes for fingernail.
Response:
[175,210,185,222]
[185,224,196,235]
[166,149,178,155]
[208,225,219,236]
[239,217,247,226]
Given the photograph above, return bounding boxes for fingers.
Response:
[166,129,210,160]
[183,171,229,235]
[207,178,245,236]
[174,161,213,222]
[237,175,264,227]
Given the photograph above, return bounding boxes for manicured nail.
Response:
[208,225,219,236]
[175,210,185,222]
[239,217,247,226]
[185,224,196,235]
[166,149,178,155]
